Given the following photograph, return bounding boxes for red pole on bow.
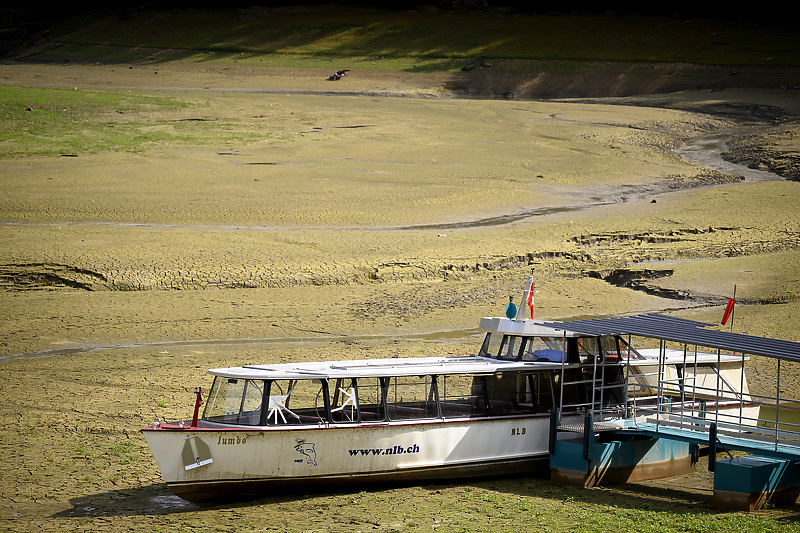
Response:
[191,387,204,428]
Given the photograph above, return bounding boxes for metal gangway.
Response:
[541,314,800,464]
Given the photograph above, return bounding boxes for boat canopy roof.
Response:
[209,356,568,381]
[478,317,580,337]
[539,314,800,363]
[208,316,579,380]
[207,311,800,380]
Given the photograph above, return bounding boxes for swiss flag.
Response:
[527,282,534,318]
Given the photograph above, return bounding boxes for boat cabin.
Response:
[197,318,648,429]
[198,312,753,432]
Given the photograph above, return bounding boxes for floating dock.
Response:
[542,314,800,510]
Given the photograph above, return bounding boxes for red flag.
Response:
[527,282,534,318]
[721,298,736,325]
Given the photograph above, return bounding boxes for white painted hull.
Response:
[143,413,580,504]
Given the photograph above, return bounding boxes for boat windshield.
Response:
[203,378,265,425]
[202,377,327,426]
[479,332,567,362]
[478,332,503,358]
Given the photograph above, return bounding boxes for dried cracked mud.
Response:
[1,61,800,531]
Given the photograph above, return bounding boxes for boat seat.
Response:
[294,415,323,424]
[270,413,323,425]
[387,404,436,420]
[440,402,474,418]
[488,400,516,415]
[474,399,533,416]
[238,410,262,425]
[532,349,565,362]
[330,410,355,423]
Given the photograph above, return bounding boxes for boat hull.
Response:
[169,456,549,504]
[143,414,574,504]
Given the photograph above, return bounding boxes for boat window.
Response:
[485,372,537,416]
[439,374,487,418]
[574,336,628,364]
[354,378,383,422]
[330,378,359,423]
[521,337,565,362]
[530,372,557,412]
[542,336,581,362]
[385,375,438,420]
[603,336,621,358]
[497,335,524,361]
[542,337,565,350]
[267,379,327,425]
[576,337,601,362]
[478,332,504,359]
[203,377,265,426]
[615,336,643,360]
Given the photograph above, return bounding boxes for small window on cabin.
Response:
[540,337,584,364]
[354,378,382,422]
[485,372,536,416]
[531,372,557,412]
[385,375,438,420]
[521,337,565,362]
[601,336,619,358]
[330,378,359,423]
[575,336,624,363]
[202,377,265,425]
[439,374,486,418]
[498,335,524,360]
[577,337,600,361]
[267,379,326,425]
[542,337,566,352]
[478,332,504,359]
[240,380,265,425]
[614,336,642,359]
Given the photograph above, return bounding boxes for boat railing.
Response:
[631,403,800,447]
[604,343,800,456]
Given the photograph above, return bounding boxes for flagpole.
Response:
[515,276,534,321]
[729,285,736,333]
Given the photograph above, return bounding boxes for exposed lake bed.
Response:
[2,31,800,533]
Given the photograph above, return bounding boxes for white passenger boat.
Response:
[142,279,755,504]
